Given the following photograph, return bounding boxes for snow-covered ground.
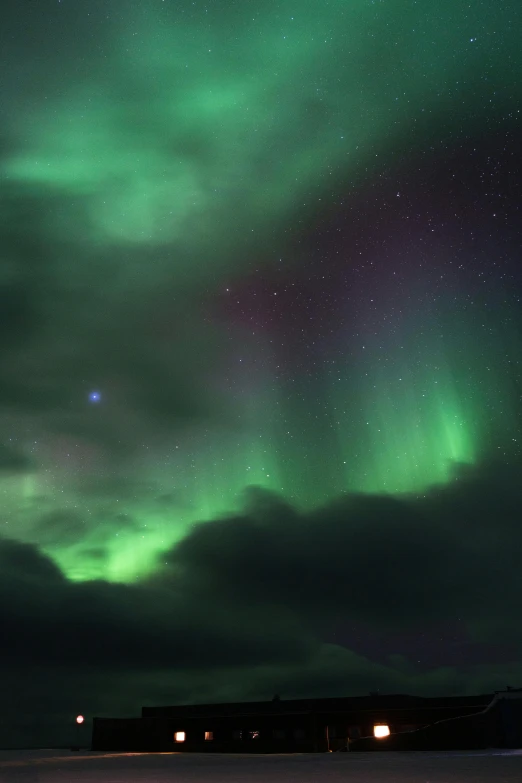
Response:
[1,749,522,782]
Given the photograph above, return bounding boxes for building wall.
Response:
[167,713,320,753]
[349,696,522,751]
[93,693,517,754]
[92,713,320,753]
[92,718,175,752]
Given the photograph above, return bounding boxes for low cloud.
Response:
[0,459,521,746]
[163,460,522,647]
[0,442,33,473]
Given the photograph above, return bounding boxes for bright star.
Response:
[89,391,101,403]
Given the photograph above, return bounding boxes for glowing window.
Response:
[204,731,213,741]
[373,724,390,738]
[174,731,186,742]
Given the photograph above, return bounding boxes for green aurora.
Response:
[11,294,519,585]
[1,0,521,582]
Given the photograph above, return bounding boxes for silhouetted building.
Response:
[91,689,522,753]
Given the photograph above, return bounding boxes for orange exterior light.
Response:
[76,715,84,725]
[373,724,390,738]
[174,731,186,743]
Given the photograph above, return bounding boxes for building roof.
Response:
[141,693,494,719]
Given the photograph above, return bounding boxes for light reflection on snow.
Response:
[0,749,521,781]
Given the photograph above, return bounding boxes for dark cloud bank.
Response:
[1,0,521,752]
[1,458,521,747]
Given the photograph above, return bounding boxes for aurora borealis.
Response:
[1,0,522,748]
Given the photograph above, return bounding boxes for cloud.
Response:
[163,460,522,645]
[163,489,451,627]
[0,459,521,746]
[4,464,522,670]
[0,187,224,450]
[0,536,314,671]
[4,458,519,678]
[0,0,521,751]
[0,443,33,473]
[31,510,88,546]
[0,0,518,457]
[0,539,64,583]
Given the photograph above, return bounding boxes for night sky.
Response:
[1,0,521,747]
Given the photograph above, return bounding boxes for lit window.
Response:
[174,731,186,743]
[249,730,260,739]
[373,724,390,739]
[204,731,213,741]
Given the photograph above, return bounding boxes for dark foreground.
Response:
[1,749,522,782]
